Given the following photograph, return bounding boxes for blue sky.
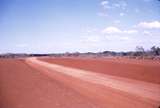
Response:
[0,0,160,53]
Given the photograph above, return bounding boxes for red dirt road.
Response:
[0,58,99,108]
[26,57,160,108]
[41,57,160,84]
[1,57,160,108]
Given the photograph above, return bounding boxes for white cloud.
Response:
[113,3,121,8]
[143,30,151,35]
[120,12,125,16]
[100,0,127,10]
[101,0,109,6]
[102,26,138,34]
[99,1,127,17]
[100,0,111,9]
[123,30,138,34]
[102,26,121,34]
[137,21,160,29]
[111,1,127,10]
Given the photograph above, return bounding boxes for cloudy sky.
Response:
[0,0,160,53]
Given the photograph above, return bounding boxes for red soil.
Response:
[40,57,160,84]
[26,57,160,108]
[0,58,99,108]
[1,57,160,108]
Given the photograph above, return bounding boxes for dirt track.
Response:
[41,57,160,84]
[1,57,160,108]
[26,57,160,108]
[0,58,99,108]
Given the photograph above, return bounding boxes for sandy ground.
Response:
[1,57,160,108]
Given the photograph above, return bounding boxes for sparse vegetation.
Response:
[0,46,160,60]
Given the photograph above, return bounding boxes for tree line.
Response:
[0,46,160,60]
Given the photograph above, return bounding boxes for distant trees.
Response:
[135,46,145,52]
[100,46,160,59]
[0,46,160,60]
[133,46,160,57]
[134,46,145,56]
[129,46,160,59]
[150,46,160,56]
